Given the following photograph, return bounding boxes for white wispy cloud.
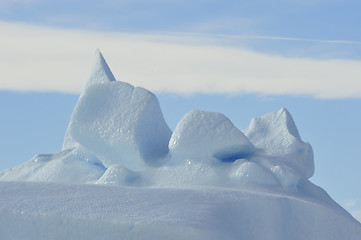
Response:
[216,34,361,45]
[1,21,361,98]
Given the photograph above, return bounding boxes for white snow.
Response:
[62,49,116,150]
[62,50,172,171]
[0,148,105,183]
[246,107,314,180]
[85,49,116,88]
[0,50,360,239]
[169,110,254,163]
[229,160,279,187]
[96,164,141,186]
[68,81,172,171]
[0,181,360,240]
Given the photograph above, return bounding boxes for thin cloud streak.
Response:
[223,35,361,45]
[1,21,361,98]
[171,32,361,45]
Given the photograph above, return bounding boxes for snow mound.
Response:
[169,110,254,163]
[246,107,314,180]
[96,164,142,186]
[230,160,279,187]
[0,148,104,183]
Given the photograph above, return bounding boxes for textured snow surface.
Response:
[1,181,361,240]
[62,49,116,150]
[169,110,254,163]
[68,82,171,171]
[246,108,314,180]
[85,49,116,88]
[1,50,360,239]
[0,148,105,183]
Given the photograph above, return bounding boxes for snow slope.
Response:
[0,50,360,239]
[1,181,361,240]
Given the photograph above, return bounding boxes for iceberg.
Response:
[0,50,360,239]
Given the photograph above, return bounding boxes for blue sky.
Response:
[0,0,361,220]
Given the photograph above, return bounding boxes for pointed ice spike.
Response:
[85,49,116,89]
[278,107,301,140]
[63,49,116,150]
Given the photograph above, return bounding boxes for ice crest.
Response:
[169,110,254,163]
[246,107,314,180]
[63,49,116,150]
[85,49,116,89]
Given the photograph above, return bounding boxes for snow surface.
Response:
[62,49,116,150]
[0,181,361,240]
[1,50,360,239]
[245,108,314,180]
[0,148,105,183]
[68,82,171,171]
[85,49,116,88]
[169,110,254,163]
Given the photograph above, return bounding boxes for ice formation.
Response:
[0,50,325,188]
[68,81,171,171]
[1,50,360,239]
[85,49,116,87]
[169,110,254,163]
[246,108,314,180]
[62,49,116,150]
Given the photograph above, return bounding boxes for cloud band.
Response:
[1,21,361,98]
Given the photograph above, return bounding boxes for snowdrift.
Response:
[0,50,360,239]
